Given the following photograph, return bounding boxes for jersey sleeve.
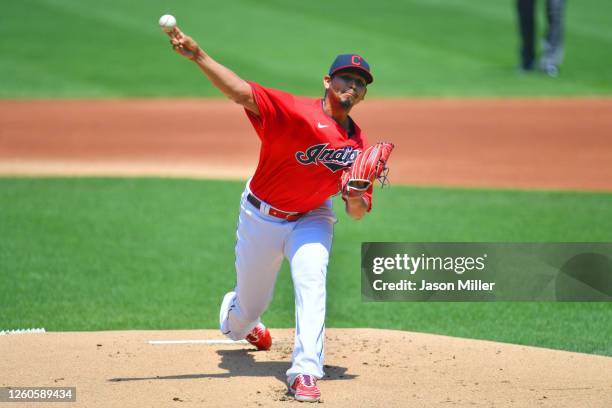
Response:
[244,81,296,141]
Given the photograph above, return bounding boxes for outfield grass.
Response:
[1,0,611,97]
[1,178,611,355]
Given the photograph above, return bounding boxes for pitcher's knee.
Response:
[291,243,329,273]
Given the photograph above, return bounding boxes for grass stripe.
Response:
[1,1,611,96]
[1,178,610,355]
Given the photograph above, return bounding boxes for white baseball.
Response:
[159,14,176,32]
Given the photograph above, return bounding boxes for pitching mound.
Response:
[2,329,610,407]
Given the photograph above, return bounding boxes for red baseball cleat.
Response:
[290,374,321,402]
[245,323,272,350]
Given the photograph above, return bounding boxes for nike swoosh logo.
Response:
[317,122,329,129]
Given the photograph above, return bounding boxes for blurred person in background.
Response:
[516,0,566,76]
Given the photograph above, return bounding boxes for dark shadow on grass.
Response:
[108,349,356,384]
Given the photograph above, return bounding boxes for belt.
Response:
[246,193,304,222]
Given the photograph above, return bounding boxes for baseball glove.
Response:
[342,142,395,198]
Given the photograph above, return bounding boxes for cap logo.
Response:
[329,54,373,84]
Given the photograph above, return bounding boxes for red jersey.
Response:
[244,81,372,213]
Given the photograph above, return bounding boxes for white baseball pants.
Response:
[219,183,336,385]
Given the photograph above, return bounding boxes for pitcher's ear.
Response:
[323,75,332,90]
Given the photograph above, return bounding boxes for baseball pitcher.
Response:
[163,23,393,402]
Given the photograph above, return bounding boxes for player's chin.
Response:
[340,96,354,109]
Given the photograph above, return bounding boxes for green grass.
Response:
[1,178,611,356]
[1,0,611,97]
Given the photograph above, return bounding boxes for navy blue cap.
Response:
[329,54,373,84]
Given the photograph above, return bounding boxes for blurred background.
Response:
[1,0,611,97]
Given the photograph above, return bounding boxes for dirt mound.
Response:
[1,329,610,407]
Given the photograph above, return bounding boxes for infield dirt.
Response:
[2,329,611,407]
[1,99,612,191]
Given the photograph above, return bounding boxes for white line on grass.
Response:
[0,328,46,336]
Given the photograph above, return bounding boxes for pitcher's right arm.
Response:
[165,27,259,116]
